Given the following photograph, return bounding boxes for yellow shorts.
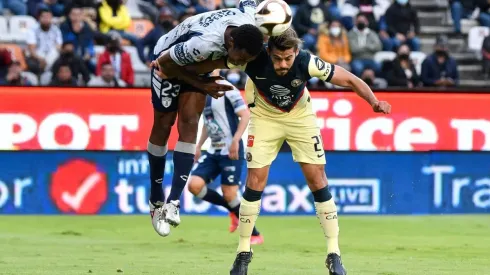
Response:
[246,100,326,169]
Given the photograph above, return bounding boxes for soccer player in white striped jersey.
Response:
[147,0,264,237]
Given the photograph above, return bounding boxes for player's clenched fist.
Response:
[372,101,391,114]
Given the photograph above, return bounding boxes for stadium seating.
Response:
[0,43,27,69]
[0,16,10,42]
[128,19,154,39]
[126,0,144,19]
[21,71,38,85]
[410,51,427,75]
[468,26,490,52]
[9,15,38,43]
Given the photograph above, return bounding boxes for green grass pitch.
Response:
[0,215,489,275]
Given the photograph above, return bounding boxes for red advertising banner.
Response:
[1,87,489,151]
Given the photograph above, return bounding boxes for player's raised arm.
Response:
[307,55,391,114]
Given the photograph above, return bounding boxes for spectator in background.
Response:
[169,0,209,16]
[51,41,91,85]
[60,6,96,72]
[98,0,146,64]
[481,34,490,78]
[50,63,77,86]
[361,68,387,88]
[317,20,351,70]
[141,7,175,64]
[0,61,32,86]
[475,0,490,28]
[199,0,217,11]
[220,0,239,8]
[0,48,12,82]
[421,35,459,87]
[223,68,246,87]
[30,0,65,17]
[347,13,382,76]
[96,33,134,86]
[384,0,420,51]
[88,62,126,87]
[0,0,28,15]
[292,0,332,52]
[341,0,379,31]
[385,44,420,87]
[450,0,479,34]
[26,8,62,74]
[325,0,341,20]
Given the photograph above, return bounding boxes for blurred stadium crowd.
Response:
[1,0,490,89]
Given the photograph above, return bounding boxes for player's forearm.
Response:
[330,65,378,106]
[349,76,379,106]
[233,110,250,142]
[197,125,208,148]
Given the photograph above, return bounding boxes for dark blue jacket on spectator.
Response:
[142,25,166,61]
[421,54,459,86]
[60,21,95,59]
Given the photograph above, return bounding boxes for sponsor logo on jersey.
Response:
[270,85,291,96]
[291,79,303,87]
[247,135,255,147]
[315,57,325,71]
[270,85,293,107]
[246,152,253,162]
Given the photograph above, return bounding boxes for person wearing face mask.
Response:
[225,69,244,86]
[51,41,91,85]
[141,7,176,65]
[26,8,62,74]
[385,44,419,87]
[292,0,332,51]
[347,13,382,77]
[317,20,351,70]
[96,33,135,86]
[384,0,420,51]
[421,35,459,87]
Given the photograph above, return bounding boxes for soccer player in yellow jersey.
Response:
[227,28,391,275]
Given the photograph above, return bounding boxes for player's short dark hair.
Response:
[268,28,302,51]
[231,24,264,57]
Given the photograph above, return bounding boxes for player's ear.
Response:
[229,36,234,49]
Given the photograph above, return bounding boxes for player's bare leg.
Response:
[230,166,269,275]
[148,109,177,237]
[164,92,206,227]
[300,163,346,275]
[188,178,263,239]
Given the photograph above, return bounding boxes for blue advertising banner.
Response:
[0,151,489,215]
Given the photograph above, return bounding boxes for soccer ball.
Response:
[255,0,293,37]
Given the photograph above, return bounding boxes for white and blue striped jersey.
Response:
[203,81,247,157]
[152,0,257,66]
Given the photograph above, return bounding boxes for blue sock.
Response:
[167,141,195,202]
[147,142,168,204]
[197,185,230,209]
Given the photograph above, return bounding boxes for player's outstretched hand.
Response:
[201,76,234,99]
[372,101,391,114]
